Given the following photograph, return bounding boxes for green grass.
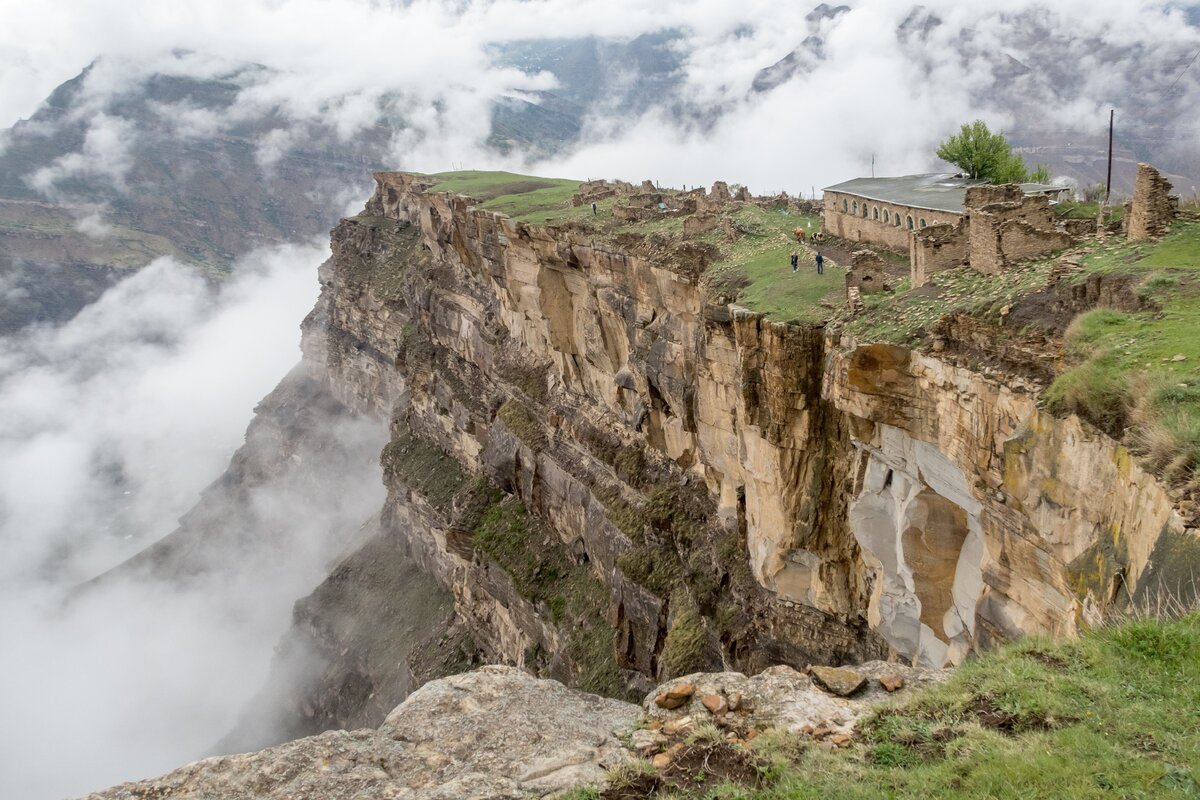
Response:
[423,171,839,321]
[1056,200,1126,222]
[595,614,1200,799]
[427,170,583,223]
[1043,222,1200,488]
[719,209,841,322]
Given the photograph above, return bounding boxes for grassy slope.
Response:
[1042,222,1200,489]
[717,205,838,323]
[567,614,1200,800]
[424,170,835,321]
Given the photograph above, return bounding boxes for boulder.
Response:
[808,665,868,697]
[86,666,640,800]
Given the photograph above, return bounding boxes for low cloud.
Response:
[26,112,138,197]
[3,1,1195,192]
[0,243,387,798]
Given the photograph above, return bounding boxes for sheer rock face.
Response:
[290,170,1186,710]
[85,666,641,800]
[828,342,1185,666]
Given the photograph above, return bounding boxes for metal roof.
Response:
[822,174,986,213]
[822,174,1068,214]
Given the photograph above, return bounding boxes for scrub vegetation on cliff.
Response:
[1044,221,1200,499]
[421,170,840,321]
[568,613,1200,800]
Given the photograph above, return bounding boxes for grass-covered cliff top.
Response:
[413,170,1200,509]
[420,170,840,323]
[567,613,1200,799]
[841,218,1200,503]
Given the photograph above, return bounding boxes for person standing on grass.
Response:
[591,202,598,215]
[815,251,824,275]
[790,252,799,272]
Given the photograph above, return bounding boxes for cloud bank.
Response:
[0,244,386,798]
[1,0,1196,195]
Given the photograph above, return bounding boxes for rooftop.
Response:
[823,174,1067,214]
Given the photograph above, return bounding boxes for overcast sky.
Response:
[2,0,1197,193]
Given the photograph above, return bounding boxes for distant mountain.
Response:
[747,5,1200,194]
[0,63,395,332]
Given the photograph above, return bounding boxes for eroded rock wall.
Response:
[827,342,1184,666]
[295,172,1190,699]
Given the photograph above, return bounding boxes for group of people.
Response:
[790,251,824,275]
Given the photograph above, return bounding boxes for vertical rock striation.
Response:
[283,171,1190,719]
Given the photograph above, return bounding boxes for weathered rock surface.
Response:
[642,661,946,736]
[87,666,640,800]
[808,665,867,697]
[180,168,1198,769]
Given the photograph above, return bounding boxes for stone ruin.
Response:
[1126,162,1178,241]
[846,250,892,294]
[911,183,1074,288]
[567,178,821,248]
[845,250,893,314]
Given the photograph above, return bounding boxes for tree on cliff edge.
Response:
[936,120,1043,184]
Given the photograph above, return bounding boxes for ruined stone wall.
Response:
[846,250,892,294]
[911,222,969,287]
[1127,162,1177,240]
[968,193,1072,275]
[912,186,1072,283]
[823,191,960,252]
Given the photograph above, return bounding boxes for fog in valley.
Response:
[0,0,1196,796]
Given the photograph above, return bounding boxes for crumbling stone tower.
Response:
[1127,163,1177,241]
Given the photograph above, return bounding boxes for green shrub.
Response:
[661,606,710,678]
[1106,618,1196,664]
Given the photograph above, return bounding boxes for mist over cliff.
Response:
[0,244,387,798]
[1,2,1199,798]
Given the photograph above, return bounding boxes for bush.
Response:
[661,606,710,678]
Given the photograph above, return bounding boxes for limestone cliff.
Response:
[280,170,1190,718]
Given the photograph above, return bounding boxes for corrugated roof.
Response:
[822,174,988,214]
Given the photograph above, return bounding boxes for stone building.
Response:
[911,184,1074,287]
[822,174,1068,252]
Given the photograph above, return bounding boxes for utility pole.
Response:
[871,154,876,178]
[1105,109,1114,203]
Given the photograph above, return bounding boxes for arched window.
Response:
[919,218,927,228]
[882,210,889,224]
[907,215,914,230]
[894,213,901,227]
[873,207,879,221]
[862,204,868,218]
[842,199,848,213]
[852,201,858,215]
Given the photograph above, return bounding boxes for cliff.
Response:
[257,170,1193,730]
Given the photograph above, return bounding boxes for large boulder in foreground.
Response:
[85,666,640,799]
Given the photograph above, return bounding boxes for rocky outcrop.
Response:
[828,342,1184,666]
[86,666,641,800]
[240,170,1191,736]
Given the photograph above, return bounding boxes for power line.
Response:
[1167,47,1200,93]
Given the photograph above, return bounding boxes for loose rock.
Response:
[808,665,868,697]
[701,693,728,715]
[879,674,906,692]
[663,716,695,736]
[655,682,696,710]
